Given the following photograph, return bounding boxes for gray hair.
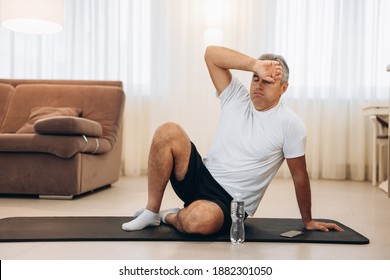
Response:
[259,54,289,84]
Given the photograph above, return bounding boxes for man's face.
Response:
[249,74,288,111]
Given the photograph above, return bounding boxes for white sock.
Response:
[133,208,145,217]
[160,208,180,224]
[122,209,160,231]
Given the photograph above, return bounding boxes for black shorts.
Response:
[170,142,233,233]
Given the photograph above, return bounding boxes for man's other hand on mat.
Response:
[305,220,344,232]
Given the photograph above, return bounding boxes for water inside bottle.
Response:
[230,198,245,244]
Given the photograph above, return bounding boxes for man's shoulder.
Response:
[279,102,304,121]
[222,76,250,96]
[219,76,249,107]
[278,102,306,133]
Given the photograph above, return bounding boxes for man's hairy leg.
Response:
[165,200,224,235]
[122,122,191,231]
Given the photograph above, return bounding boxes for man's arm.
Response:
[286,156,344,232]
[204,45,282,95]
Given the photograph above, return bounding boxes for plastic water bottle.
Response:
[230,194,245,244]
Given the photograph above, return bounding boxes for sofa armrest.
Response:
[34,116,103,137]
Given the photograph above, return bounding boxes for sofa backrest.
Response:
[0,79,123,88]
[0,80,125,147]
[0,83,14,129]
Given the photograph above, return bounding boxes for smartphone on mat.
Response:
[280,230,304,238]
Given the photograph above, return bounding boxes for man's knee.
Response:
[152,122,188,151]
[151,122,191,180]
[178,201,224,235]
[153,122,187,146]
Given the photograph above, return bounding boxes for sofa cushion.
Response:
[34,116,103,137]
[16,107,81,133]
[0,134,111,158]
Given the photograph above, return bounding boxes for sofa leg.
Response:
[39,194,74,200]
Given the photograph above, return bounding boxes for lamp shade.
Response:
[0,0,64,35]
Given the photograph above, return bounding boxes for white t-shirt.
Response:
[203,76,307,216]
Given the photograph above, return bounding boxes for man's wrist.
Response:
[303,218,313,227]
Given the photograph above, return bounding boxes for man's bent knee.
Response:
[154,122,186,144]
[153,122,191,181]
[178,200,224,235]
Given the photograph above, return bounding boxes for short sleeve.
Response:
[283,116,307,159]
[218,76,249,109]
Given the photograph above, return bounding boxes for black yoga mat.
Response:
[0,216,369,244]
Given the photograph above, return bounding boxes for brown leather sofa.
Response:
[0,79,125,198]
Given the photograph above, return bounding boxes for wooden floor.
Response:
[1,176,390,260]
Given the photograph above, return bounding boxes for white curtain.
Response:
[1,0,389,180]
[265,0,390,180]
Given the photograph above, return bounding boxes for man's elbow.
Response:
[204,45,219,62]
[204,45,212,63]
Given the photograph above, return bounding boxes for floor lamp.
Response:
[0,0,64,35]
